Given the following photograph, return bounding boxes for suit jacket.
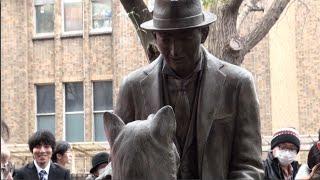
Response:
[13,162,71,180]
[115,48,264,179]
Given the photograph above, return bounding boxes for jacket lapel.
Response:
[140,51,226,175]
[197,51,226,174]
[48,163,58,180]
[140,56,163,117]
[27,162,40,180]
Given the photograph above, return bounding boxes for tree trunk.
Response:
[207,4,241,65]
[119,0,291,65]
[120,0,159,62]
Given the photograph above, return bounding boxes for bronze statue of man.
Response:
[114,0,264,179]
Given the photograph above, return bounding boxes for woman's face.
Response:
[58,149,72,166]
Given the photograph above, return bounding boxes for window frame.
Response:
[61,0,84,35]
[90,0,112,34]
[33,0,55,38]
[35,84,56,134]
[92,81,113,141]
[64,82,85,142]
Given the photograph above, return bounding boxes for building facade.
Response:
[1,0,319,174]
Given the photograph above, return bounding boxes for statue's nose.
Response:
[170,39,182,57]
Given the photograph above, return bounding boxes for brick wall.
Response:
[295,0,320,135]
[1,0,319,172]
[1,0,30,144]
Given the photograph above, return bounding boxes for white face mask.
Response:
[274,149,297,166]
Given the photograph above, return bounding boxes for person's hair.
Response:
[318,128,320,141]
[1,120,10,142]
[307,143,320,169]
[28,130,56,153]
[51,141,71,162]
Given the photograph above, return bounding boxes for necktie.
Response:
[39,170,47,180]
[174,80,191,149]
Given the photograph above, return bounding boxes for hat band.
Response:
[153,13,205,29]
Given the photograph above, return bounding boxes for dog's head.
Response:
[104,105,179,180]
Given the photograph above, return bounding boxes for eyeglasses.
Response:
[1,161,14,179]
[278,144,298,152]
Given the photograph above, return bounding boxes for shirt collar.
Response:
[34,160,50,175]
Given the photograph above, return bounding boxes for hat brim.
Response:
[140,12,217,31]
[89,161,108,174]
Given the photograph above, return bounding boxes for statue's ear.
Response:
[150,105,176,145]
[104,111,125,148]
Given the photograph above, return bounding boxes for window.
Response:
[63,0,83,32]
[36,84,55,134]
[34,0,54,34]
[93,81,113,141]
[91,0,112,32]
[65,82,84,142]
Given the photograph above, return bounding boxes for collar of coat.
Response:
[139,45,230,174]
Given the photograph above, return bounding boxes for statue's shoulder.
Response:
[122,57,162,83]
[206,51,253,80]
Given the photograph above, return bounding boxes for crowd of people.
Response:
[1,120,319,180]
[0,122,112,180]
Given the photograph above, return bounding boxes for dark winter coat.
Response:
[263,151,300,180]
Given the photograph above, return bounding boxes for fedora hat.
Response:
[141,0,217,31]
[89,152,109,174]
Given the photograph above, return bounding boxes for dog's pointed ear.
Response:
[150,105,176,145]
[104,111,125,148]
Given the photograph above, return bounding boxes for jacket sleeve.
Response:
[228,72,265,179]
[114,77,135,124]
[13,168,25,180]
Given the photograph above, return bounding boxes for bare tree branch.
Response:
[227,0,244,13]
[237,0,264,30]
[239,0,291,55]
[120,0,159,62]
[120,0,151,25]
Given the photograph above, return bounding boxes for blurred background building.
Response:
[1,0,319,176]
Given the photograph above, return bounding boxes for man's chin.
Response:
[37,160,49,166]
[169,58,185,64]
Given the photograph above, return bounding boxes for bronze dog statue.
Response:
[103,105,179,180]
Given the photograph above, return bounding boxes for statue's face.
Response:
[155,28,203,78]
